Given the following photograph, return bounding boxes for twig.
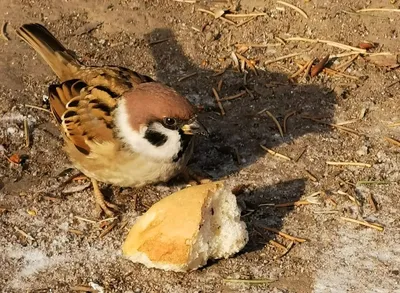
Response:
[277,1,309,19]
[261,226,307,242]
[265,111,284,138]
[68,229,84,235]
[326,161,371,167]
[340,217,384,231]
[223,279,275,284]
[212,88,225,115]
[384,136,400,147]
[265,52,303,65]
[284,37,366,53]
[178,72,197,82]
[99,220,118,238]
[260,145,291,161]
[24,104,52,113]
[283,111,296,133]
[217,79,223,92]
[24,119,30,148]
[357,8,400,13]
[304,170,318,182]
[15,227,35,240]
[74,215,97,224]
[294,148,306,162]
[236,16,257,27]
[1,21,9,41]
[219,91,247,102]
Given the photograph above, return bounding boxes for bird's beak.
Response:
[181,119,209,136]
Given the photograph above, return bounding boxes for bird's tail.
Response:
[16,23,80,81]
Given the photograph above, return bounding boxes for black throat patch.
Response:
[144,129,168,146]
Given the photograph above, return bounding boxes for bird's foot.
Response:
[91,179,119,218]
[181,167,212,186]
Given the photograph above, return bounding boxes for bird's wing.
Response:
[49,80,119,155]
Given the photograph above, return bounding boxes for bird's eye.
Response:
[163,117,177,127]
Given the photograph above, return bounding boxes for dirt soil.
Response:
[1,0,400,292]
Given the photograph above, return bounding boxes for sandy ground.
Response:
[1,0,400,292]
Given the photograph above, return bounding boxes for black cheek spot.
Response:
[144,130,167,146]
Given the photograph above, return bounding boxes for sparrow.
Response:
[16,23,208,216]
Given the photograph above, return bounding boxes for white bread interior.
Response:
[122,181,248,272]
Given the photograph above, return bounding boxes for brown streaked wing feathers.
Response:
[49,80,118,155]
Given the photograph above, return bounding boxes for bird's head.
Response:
[115,82,208,161]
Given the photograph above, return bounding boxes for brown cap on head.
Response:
[122,82,196,130]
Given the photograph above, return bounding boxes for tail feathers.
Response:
[17,23,80,81]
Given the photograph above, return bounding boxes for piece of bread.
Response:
[122,181,248,272]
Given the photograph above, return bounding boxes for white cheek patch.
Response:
[115,99,182,161]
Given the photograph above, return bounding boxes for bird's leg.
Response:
[91,178,119,217]
[181,167,212,186]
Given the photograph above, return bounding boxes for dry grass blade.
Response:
[327,161,371,167]
[225,13,267,18]
[231,51,240,71]
[387,122,400,127]
[212,88,226,116]
[68,229,84,235]
[302,116,361,136]
[283,111,296,133]
[294,148,306,162]
[285,37,366,53]
[260,145,292,161]
[337,190,360,206]
[217,79,223,92]
[335,119,359,126]
[279,241,295,258]
[265,111,284,138]
[1,21,10,41]
[178,72,197,82]
[265,52,303,65]
[335,53,360,72]
[236,16,257,27]
[340,217,384,231]
[357,8,400,13]
[277,1,309,19]
[24,104,52,113]
[74,215,97,224]
[173,0,196,3]
[219,91,247,102]
[272,200,311,207]
[197,8,236,25]
[384,136,400,147]
[323,67,361,80]
[223,278,275,284]
[269,239,287,250]
[262,226,307,242]
[303,59,314,79]
[290,62,309,79]
[24,119,30,148]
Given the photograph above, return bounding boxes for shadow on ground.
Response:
[146,28,333,256]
